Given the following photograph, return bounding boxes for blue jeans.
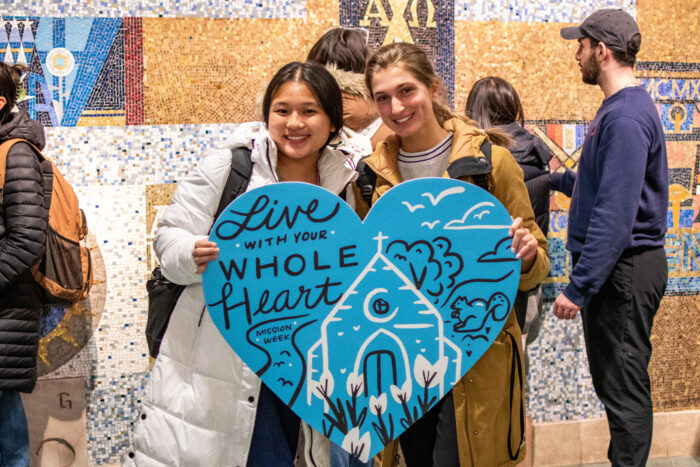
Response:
[247,384,300,467]
[330,441,375,467]
[0,390,30,467]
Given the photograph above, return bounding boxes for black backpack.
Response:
[145,147,253,358]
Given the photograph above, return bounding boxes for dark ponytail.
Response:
[0,63,26,123]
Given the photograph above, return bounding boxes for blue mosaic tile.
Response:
[340,0,455,106]
[526,305,605,423]
[83,25,124,112]
[86,372,149,464]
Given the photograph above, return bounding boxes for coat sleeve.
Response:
[0,143,47,290]
[550,168,577,197]
[490,146,550,291]
[153,149,232,286]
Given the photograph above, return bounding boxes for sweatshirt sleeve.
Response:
[550,168,577,197]
[490,146,550,291]
[563,116,649,306]
[0,144,47,290]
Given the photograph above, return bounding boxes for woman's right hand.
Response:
[192,239,219,274]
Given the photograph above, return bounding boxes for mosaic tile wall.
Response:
[2,0,698,463]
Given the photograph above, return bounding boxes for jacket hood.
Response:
[325,65,370,100]
[0,110,46,150]
[500,122,551,168]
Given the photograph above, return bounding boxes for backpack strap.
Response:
[0,140,12,207]
[213,147,254,220]
[0,138,50,210]
[355,161,377,207]
[446,141,492,191]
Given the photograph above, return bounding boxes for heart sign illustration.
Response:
[202,178,520,461]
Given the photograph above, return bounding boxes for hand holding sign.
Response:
[202,178,520,461]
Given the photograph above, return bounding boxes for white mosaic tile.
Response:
[455,0,636,23]
[4,0,306,18]
[43,124,240,187]
[77,185,149,376]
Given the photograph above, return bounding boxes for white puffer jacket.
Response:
[126,122,370,466]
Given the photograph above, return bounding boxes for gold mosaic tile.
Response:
[649,295,700,411]
[142,16,337,125]
[637,0,700,63]
[666,141,698,169]
[455,21,604,121]
[145,184,178,268]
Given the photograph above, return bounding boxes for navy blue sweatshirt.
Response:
[550,86,668,306]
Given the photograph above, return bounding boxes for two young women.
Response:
[130,43,549,467]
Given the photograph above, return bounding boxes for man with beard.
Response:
[552,9,669,467]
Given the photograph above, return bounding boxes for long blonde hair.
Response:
[365,43,511,147]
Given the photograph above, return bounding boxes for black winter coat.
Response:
[501,123,552,237]
[0,110,47,392]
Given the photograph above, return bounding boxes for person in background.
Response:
[127,61,371,467]
[554,9,668,466]
[307,27,392,150]
[0,63,48,467]
[466,76,552,373]
[360,42,550,467]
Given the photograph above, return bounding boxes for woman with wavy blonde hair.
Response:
[358,42,549,467]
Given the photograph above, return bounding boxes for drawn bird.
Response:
[473,209,490,220]
[278,378,293,387]
[402,201,425,212]
[422,186,465,206]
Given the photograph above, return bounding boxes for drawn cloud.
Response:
[478,237,518,263]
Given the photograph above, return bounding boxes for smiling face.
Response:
[370,66,439,142]
[267,81,335,164]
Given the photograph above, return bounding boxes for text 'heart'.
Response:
[202,178,520,461]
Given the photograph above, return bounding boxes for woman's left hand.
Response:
[509,217,537,270]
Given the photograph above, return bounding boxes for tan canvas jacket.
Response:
[354,117,550,467]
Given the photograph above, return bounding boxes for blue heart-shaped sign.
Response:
[203,178,519,461]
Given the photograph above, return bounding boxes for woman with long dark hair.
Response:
[127,61,370,466]
[307,28,392,150]
[466,77,552,372]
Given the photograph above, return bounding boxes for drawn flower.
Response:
[390,379,412,403]
[342,427,371,463]
[319,371,334,396]
[414,355,448,389]
[346,372,364,397]
[369,393,387,416]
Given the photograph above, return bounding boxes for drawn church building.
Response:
[307,233,462,403]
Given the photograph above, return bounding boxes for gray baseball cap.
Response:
[560,9,641,55]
